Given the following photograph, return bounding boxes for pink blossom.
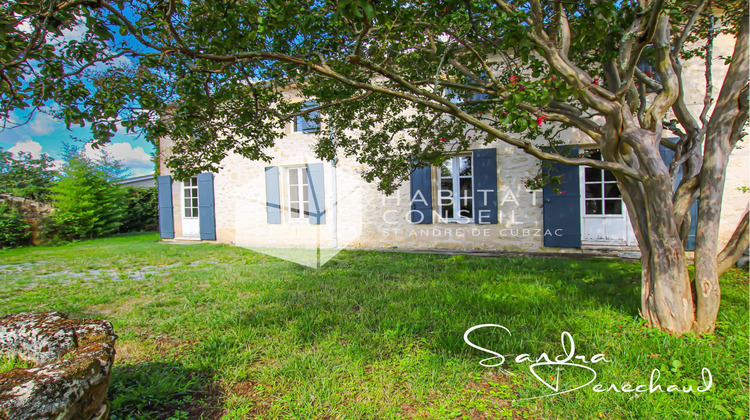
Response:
[536,116,546,127]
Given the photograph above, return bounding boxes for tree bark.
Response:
[693,15,749,333]
[636,181,695,333]
[616,128,695,334]
[717,211,749,275]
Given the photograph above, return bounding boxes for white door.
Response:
[182,177,200,238]
[581,151,637,246]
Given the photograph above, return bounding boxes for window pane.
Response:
[192,198,198,209]
[604,170,616,181]
[302,184,309,201]
[585,167,601,182]
[185,198,191,208]
[459,198,473,218]
[290,202,300,218]
[303,201,310,217]
[604,200,622,215]
[440,179,453,196]
[586,200,603,215]
[185,209,191,218]
[301,168,308,185]
[193,208,200,218]
[289,168,298,184]
[585,184,602,199]
[290,185,299,202]
[460,178,472,198]
[589,150,602,160]
[305,110,320,132]
[604,183,622,198]
[459,157,472,176]
[441,161,452,177]
[441,205,454,219]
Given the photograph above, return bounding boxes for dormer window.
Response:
[294,101,320,133]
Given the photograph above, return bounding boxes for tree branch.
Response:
[717,211,749,275]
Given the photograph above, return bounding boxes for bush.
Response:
[0,203,31,248]
[120,187,158,233]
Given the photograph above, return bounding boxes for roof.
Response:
[115,174,156,185]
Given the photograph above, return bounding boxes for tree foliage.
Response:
[120,186,157,233]
[0,203,31,248]
[0,0,747,333]
[0,148,57,201]
[48,147,126,240]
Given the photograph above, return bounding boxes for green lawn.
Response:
[0,233,747,419]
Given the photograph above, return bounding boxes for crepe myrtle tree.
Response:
[0,0,747,333]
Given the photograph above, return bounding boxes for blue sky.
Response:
[0,111,156,177]
[1,20,155,178]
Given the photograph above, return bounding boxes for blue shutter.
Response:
[265,166,281,224]
[157,175,174,239]
[307,163,326,224]
[542,148,581,248]
[197,172,216,240]
[472,148,498,224]
[409,165,433,224]
[659,144,698,250]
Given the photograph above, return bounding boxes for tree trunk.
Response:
[717,211,749,275]
[615,135,695,335]
[635,180,695,334]
[692,13,748,334]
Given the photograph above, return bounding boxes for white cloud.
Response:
[8,140,43,157]
[29,113,58,135]
[85,142,153,170]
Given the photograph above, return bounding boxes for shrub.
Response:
[0,203,31,248]
[120,187,158,233]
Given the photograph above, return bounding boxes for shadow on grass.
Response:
[228,252,643,357]
[108,361,223,420]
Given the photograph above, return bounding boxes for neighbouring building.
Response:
[115,174,156,189]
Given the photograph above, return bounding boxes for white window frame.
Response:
[182,177,199,219]
[581,150,624,217]
[286,166,310,221]
[438,155,474,223]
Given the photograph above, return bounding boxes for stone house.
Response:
[155,33,748,259]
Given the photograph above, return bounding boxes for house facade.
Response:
[156,33,748,256]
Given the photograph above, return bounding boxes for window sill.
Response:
[438,219,475,224]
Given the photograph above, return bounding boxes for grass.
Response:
[0,233,747,419]
[0,354,34,373]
